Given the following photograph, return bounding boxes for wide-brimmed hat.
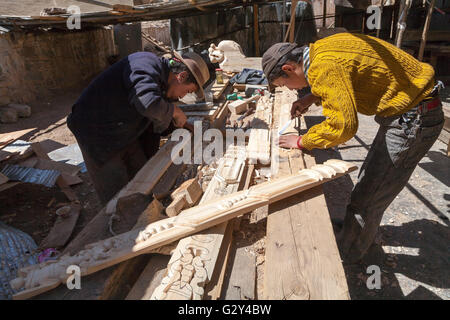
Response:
[173,51,210,99]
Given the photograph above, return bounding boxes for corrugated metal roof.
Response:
[0,0,266,29]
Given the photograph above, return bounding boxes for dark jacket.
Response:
[67,52,174,163]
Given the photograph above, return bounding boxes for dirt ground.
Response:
[0,84,448,300]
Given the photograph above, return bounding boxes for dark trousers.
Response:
[340,98,444,263]
[78,127,161,205]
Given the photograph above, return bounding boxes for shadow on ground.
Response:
[302,115,449,300]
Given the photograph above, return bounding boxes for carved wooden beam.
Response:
[150,145,247,300]
[208,41,262,73]
[11,160,357,300]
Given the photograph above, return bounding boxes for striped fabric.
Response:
[302,46,311,83]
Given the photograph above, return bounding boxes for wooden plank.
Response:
[228,95,260,115]
[212,101,230,131]
[0,181,21,192]
[0,128,35,148]
[0,173,8,185]
[152,163,186,200]
[31,142,78,202]
[211,78,231,100]
[12,159,356,299]
[125,255,171,300]
[224,241,256,300]
[264,88,349,300]
[104,139,189,216]
[204,220,235,300]
[39,205,81,249]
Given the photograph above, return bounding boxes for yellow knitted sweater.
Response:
[301,33,435,150]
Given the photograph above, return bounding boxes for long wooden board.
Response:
[0,128,35,148]
[264,88,349,300]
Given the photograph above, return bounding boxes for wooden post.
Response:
[284,0,299,43]
[395,0,412,48]
[377,0,385,38]
[290,0,298,43]
[322,0,327,27]
[253,4,260,56]
[418,0,436,61]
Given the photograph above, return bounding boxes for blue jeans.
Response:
[340,94,445,263]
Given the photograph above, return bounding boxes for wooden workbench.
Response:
[263,88,349,300]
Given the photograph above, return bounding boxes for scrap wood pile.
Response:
[4,42,353,300]
[0,127,87,299]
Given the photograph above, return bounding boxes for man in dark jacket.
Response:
[67,51,210,204]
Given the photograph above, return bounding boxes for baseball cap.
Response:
[262,42,298,80]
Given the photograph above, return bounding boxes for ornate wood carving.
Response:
[151,145,246,300]
[11,160,356,299]
[208,40,262,73]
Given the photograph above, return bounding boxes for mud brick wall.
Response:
[0,27,117,106]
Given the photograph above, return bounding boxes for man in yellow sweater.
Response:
[262,33,444,263]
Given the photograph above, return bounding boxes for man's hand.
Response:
[172,105,187,128]
[279,135,302,149]
[290,93,320,119]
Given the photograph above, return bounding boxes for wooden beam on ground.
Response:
[264,88,349,300]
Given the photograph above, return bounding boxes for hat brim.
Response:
[173,52,205,100]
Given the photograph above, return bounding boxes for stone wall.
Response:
[0,27,117,106]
